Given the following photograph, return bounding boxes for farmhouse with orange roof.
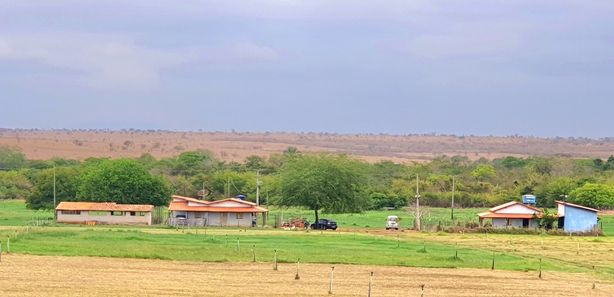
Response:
[168,195,268,227]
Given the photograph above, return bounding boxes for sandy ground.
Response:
[0,254,612,297]
[2,129,614,162]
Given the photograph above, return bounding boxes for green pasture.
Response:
[0,226,583,274]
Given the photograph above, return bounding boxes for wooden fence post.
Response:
[576,242,580,255]
[236,237,240,252]
[252,244,256,262]
[328,266,335,294]
[420,284,425,297]
[368,272,373,297]
[295,258,301,280]
[6,238,9,254]
[538,258,542,279]
[491,252,495,270]
[273,249,278,271]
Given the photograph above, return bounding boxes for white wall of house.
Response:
[170,211,254,227]
[509,219,523,228]
[57,210,152,225]
[497,205,538,215]
[211,201,252,208]
[490,218,538,228]
[492,218,507,227]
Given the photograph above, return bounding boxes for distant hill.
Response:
[1,129,613,162]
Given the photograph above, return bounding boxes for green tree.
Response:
[0,170,32,199]
[277,154,368,223]
[26,167,80,209]
[535,177,580,207]
[77,159,172,206]
[171,150,219,176]
[0,146,26,169]
[569,183,614,209]
[471,164,496,181]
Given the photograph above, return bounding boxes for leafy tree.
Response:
[277,154,368,223]
[498,156,527,169]
[0,146,26,169]
[170,150,219,176]
[26,167,80,209]
[369,192,407,210]
[244,155,265,171]
[535,177,580,207]
[569,183,614,209]
[471,164,496,181]
[0,170,32,199]
[77,159,172,206]
[529,158,553,175]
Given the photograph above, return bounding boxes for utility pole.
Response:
[256,170,261,206]
[415,175,421,231]
[226,177,230,198]
[53,165,57,219]
[451,176,455,221]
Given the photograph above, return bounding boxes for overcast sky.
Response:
[1,1,613,137]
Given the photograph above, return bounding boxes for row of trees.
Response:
[1,145,614,213]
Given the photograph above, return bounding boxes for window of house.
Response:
[61,210,81,215]
[129,211,136,216]
[89,211,108,216]
[194,212,202,219]
[137,212,146,216]
[236,213,244,219]
[111,211,124,216]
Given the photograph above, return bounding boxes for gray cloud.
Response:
[0,1,613,137]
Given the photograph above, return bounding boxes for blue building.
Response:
[556,201,599,233]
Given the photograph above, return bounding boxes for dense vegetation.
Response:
[1,145,614,210]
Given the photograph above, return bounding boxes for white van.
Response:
[386,215,399,230]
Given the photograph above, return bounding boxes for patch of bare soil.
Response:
[0,254,611,296]
[1,129,614,163]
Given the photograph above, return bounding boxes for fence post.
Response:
[420,284,425,297]
[328,266,335,294]
[0,241,2,263]
[294,258,301,280]
[491,252,495,270]
[273,249,278,271]
[367,271,373,297]
[576,242,580,255]
[6,238,9,254]
[538,258,542,279]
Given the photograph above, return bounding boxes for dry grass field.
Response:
[407,232,614,276]
[0,254,612,297]
[2,129,614,162]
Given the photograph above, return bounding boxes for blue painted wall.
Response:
[563,205,597,232]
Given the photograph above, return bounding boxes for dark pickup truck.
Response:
[310,219,338,230]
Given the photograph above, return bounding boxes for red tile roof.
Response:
[478,201,543,219]
[56,202,154,212]
[169,195,268,213]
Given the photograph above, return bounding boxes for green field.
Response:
[266,206,484,230]
[1,200,613,279]
[0,227,585,273]
[0,200,53,226]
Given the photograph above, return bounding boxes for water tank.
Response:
[236,194,246,200]
[522,194,536,205]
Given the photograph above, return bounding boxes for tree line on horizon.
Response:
[1,145,614,214]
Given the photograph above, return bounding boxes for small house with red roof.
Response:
[168,195,268,227]
[478,201,542,228]
[55,201,154,225]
